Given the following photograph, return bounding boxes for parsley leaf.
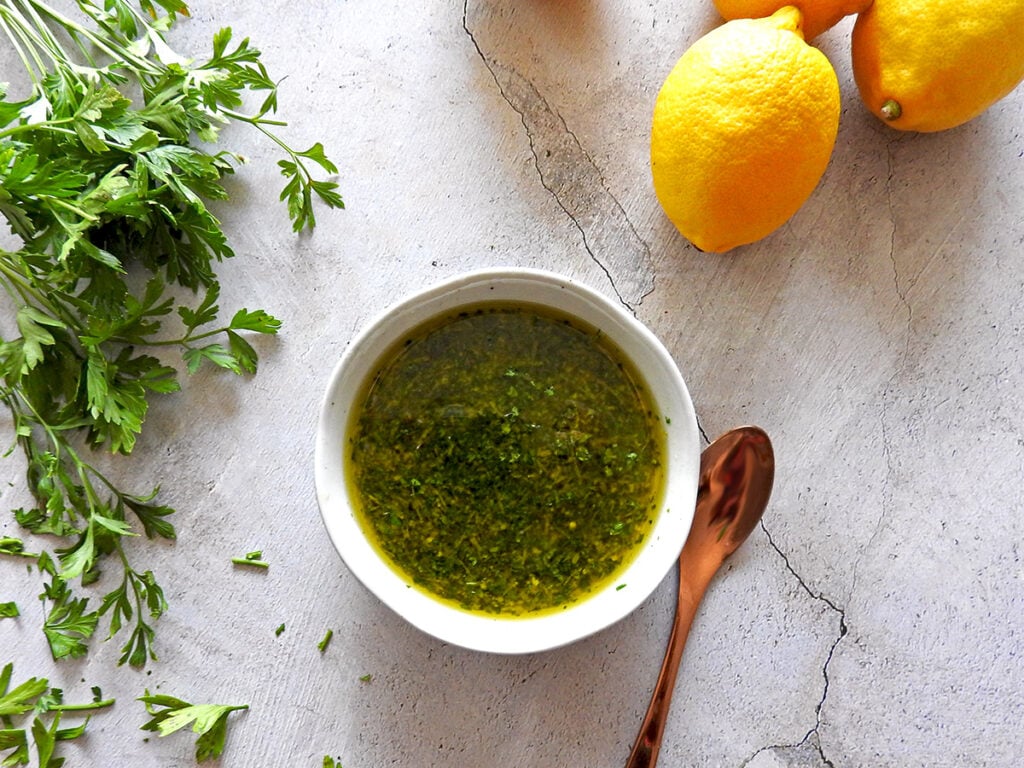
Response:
[139,692,248,763]
[38,573,100,662]
[0,668,48,718]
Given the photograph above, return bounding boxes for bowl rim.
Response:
[314,267,699,654]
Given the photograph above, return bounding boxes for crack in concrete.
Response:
[741,522,848,768]
[851,138,912,600]
[886,143,912,330]
[461,2,655,312]
[884,138,915,387]
[696,418,710,446]
[740,731,834,768]
[745,138,924,768]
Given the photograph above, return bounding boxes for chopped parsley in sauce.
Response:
[347,305,665,616]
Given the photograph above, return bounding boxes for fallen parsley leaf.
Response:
[139,692,249,763]
[39,572,100,661]
[274,623,285,637]
[0,665,48,718]
[0,602,17,618]
[0,0,341,666]
[323,757,343,768]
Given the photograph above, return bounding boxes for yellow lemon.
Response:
[713,0,870,40]
[650,7,841,253]
[852,0,1024,132]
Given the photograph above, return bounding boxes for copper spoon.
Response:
[625,425,775,768]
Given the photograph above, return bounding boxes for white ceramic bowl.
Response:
[315,268,699,654]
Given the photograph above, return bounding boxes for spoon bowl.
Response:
[625,425,775,768]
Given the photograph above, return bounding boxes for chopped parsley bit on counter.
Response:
[324,757,343,768]
[0,602,18,618]
[359,674,372,683]
[318,629,334,653]
[0,538,36,559]
[275,623,285,637]
[231,551,270,569]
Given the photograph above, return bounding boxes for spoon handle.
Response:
[624,574,708,768]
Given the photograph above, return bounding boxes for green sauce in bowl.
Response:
[347,304,665,616]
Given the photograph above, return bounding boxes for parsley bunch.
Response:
[0,0,341,666]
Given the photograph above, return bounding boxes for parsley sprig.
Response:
[0,0,341,666]
[0,662,114,767]
[138,691,248,763]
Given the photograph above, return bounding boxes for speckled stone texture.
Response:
[2,1,1022,766]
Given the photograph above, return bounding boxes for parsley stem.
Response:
[0,253,82,330]
[317,628,333,653]
[0,120,77,142]
[0,549,38,559]
[10,382,124,505]
[6,385,132,539]
[17,0,75,65]
[0,4,49,80]
[39,194,99,223]
[221,112,315,178]
[3,1,103,93]
[24,0,162,77]
[142,325,236,346]
[0,8,43,85]
[50,697,116,712]
[217,108,289,129]
[231,556,269,568]
[0,536,38,558]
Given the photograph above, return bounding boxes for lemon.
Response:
[852,0,1024,132]
[713,0,870,40]
[650,7,841,253]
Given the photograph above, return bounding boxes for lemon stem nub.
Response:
[880,99,902,120]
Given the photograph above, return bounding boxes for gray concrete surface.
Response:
[2,1,1023,765]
